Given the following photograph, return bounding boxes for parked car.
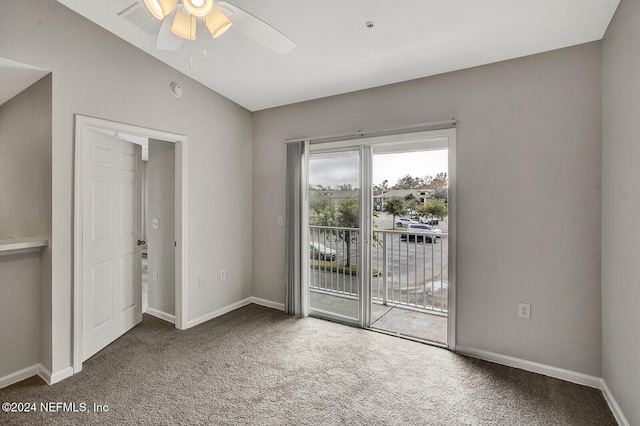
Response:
[419,217,439,225]
[395,218,418,228]
[400,223,440,243]
[423,224,443,238]
[310,242,338,261]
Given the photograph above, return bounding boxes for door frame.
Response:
[72,115,188,373]
[307,128,456,349]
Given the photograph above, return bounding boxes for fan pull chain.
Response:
[189,16,193,68]
[203,16,208,62]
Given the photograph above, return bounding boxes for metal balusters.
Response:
[423,237,427,309]
[405,236,409,306]
[308,226,448,314]
[440,236,442,311]
[431,237,435,310]
[382,232,388,306]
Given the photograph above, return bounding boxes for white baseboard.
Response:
[456,346,602,389]
[186,297,252,328]
[38,364,52,384]
[601,379,630,426]
[146,307,176,324]
[251,297,285,311]
[48,366,73,385]
[0,363,73,389]
[0,364,40,389]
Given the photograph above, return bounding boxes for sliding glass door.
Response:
[307,150,362,324]
[369,146,450,345]
[304,128,456,348]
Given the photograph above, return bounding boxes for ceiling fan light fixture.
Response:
[204,7,233,38]
[143,0,177,20]
[171,9,197,40]
[183,0,214,17]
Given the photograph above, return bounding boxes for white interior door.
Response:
[82,129,143,361]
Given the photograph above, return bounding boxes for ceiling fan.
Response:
[143,0,296,55]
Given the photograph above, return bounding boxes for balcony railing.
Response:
[309,225,361,298]
[309,225,448,314]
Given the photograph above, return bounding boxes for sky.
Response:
[309,150,448,188]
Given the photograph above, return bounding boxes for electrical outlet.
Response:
[198,277,205,287]
[519,303,531,320]
[152,271,157,282]
[152,218,159,229]
[219,269,226,281]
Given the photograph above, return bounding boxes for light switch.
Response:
[277,216,284,227]
[152,218,159,229]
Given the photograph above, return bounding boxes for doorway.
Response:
[305,128,456,348]
[369,147,449,344]
[143,139,177,323]
[73,115,187,373]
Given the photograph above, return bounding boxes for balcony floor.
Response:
[310,291,447,345]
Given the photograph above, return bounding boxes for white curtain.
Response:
[284,141,309,316]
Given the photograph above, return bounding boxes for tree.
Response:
[382,197,406,229]
[432,190,448,202]
[416,198,448,222]
[335,183,353,191]
[429,172,448,191]
[336,198,359,266]
[403,193,420,219]
[427,172,448,201]
[309,191,332,217]
[393,174,423,189]
[309,195,359,266]
[373,179,389,194]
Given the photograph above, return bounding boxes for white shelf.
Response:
[0,237,48,256]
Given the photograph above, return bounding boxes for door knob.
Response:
[137,240,146,246]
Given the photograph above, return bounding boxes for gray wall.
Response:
[0,75,52,239]
[253,42,603,377]
[0,253,41,377]
[147,140,176,317]
[602,0,640,423]
[0,75,52,376]
[0,0,253,376]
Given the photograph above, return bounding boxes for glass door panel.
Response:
[308,150,361,323]
[370,147,449,345]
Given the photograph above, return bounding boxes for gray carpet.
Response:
[1,304,616,425]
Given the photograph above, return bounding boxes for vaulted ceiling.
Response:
[56,0,619,111]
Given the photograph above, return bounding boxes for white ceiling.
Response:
[0,58,49,106]
[56,0,619,112]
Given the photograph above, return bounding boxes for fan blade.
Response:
[216,1,296,54]
[156,9,184,51]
